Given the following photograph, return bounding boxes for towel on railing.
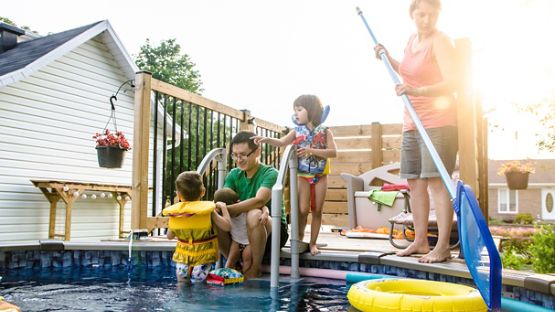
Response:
[368,189,399,209]
[381,183,410,191]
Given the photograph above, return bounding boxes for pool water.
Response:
[0,266,353,311]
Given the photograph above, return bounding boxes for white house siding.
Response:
[0,36,138,242]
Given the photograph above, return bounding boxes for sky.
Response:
[4,0,555,159]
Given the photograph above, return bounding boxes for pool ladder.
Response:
[271,145,300,288]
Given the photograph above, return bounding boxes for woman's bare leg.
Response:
[419,177,452,263]
[397,178,431,256]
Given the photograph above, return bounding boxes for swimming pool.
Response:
[0,266,351,311]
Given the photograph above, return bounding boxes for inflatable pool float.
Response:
[0,296,20,312]
[347,279,487,312]
[206,268,244,286]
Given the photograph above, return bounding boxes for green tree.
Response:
[0,17,16,25]
[0,17,39,34]
[135,38,203,94]
[523,96,555,151]
[135,38,221,201]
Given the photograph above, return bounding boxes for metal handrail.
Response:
[196,147,227,268]
[197,147,227,190]
[196,148,227,190]
[271,144,299,288]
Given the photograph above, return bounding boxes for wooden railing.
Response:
[321,118,487,226]
[131,72,285,232]
[320,123,403,226]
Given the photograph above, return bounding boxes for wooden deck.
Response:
[282,226,464,263]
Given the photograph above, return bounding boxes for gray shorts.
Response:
[400,126,458,179]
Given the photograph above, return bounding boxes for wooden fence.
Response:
[320,123,403,227]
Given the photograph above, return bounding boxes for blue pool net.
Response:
[454,181,502,311]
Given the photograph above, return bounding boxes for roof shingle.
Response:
[0,21,102,76]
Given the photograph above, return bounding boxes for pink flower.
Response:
[93,129,131,151]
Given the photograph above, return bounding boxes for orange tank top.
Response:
[399,32,456,132]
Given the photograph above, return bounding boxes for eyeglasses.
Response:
[230,148,257,161]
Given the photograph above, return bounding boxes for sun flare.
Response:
[437,0,555,158]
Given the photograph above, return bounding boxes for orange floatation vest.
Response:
[162,201,218,267]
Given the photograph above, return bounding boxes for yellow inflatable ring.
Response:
[347,278,487,312]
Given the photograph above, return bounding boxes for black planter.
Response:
[96,146,126,168]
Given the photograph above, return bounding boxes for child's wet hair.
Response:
[214,188,239,205]
[175,171,205,201]
[293,94,324,127]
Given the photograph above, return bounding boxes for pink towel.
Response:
[381,183,410,191]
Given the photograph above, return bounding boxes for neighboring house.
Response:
[0,21,139,242]
[488,159,555,222]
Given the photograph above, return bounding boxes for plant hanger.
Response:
[103,79,135,133]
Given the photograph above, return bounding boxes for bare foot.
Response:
[396,242,430,257]
[418,248,452,263]
[309,244,320,256]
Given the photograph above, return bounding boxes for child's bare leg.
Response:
[225,241,240,269]
[297,177,311,242]
[175,263,190,285]
[309,176,327,255]
[176,270,187,284]
[241,245,252,273]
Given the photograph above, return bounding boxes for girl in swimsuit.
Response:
[253,95,337,255]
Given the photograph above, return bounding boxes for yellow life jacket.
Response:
[162,201,218,266]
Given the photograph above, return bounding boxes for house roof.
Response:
[0,20,138,87]
[489,159,555,184]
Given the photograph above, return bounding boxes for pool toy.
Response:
[347,279,487,312]
[206,268,244,286]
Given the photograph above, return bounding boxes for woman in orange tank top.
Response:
[374,0,459,263]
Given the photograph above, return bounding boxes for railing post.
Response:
[455,38,485,215]
[131,71,152,232]
[371,122,383,168]
[240,109,256,132]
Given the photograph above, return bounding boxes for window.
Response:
[498,188,518,214]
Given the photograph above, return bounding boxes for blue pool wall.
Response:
[0,246,553,310]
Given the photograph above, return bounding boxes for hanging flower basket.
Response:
[498,160,535,190]
[505,171,530,190]
[93,129,131,169]
[96,146,126,168]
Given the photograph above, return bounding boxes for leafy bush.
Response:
[530,224,555,273]
[515,213,534,225]
[489,217,503,226]
[501,247,526,270]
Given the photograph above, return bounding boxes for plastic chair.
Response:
[340,163,407,230]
